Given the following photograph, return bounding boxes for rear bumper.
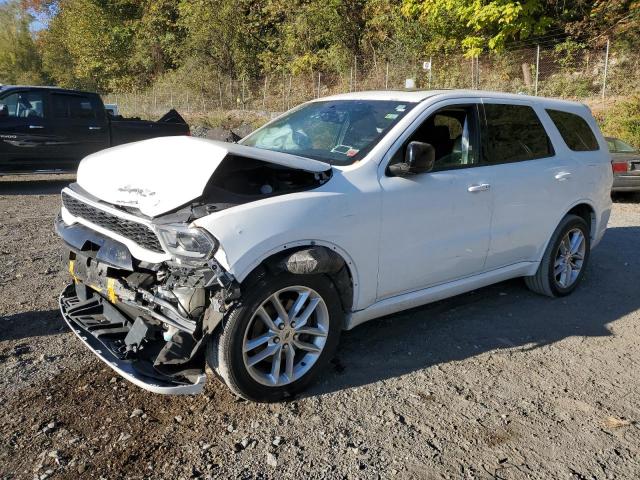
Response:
[612,174,640,192]
[59,283,206,395]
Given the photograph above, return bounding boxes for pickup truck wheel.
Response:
[524,214,590,297]
[206,273,342,402]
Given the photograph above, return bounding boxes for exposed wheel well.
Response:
[566,203,595,239]
[240,246,355,313]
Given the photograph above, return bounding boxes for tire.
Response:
[206,272,343,402]
[524,214,590,297]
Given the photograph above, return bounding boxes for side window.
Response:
[52,94,97,120]
[0,91,44,119]
[546,109,599,152]
[607,139,616,152]
[482,103,554,164]
[390,104,479,171]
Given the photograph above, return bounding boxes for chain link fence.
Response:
[103,41,636,119]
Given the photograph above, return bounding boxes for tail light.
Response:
[612,161,628,173]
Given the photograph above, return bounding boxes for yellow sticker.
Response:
[106,278,117,303]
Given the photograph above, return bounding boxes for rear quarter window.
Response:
[546,109,599,151]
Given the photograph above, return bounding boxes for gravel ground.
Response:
[1,175,639,480]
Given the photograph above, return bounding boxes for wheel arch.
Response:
[232,240,359,317]
[536,200,596,265]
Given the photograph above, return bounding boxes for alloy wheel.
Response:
[553,228,586,288]
[242,286,330,387]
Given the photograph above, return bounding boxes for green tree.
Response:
[402,0,551,55]
[0,0,45,84]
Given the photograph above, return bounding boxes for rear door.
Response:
[0,89,50,172]
[48,92,109,169]
[479,100,579,270]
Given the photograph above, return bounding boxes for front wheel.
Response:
[525,214,590,297]
[206,273,343,402]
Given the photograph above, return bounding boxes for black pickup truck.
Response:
[0,85,190,174]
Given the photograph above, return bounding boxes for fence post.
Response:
[262,76,268,110]
[602,38,610,101]
[471,57,474,89]
[535,45,540,96]
[353,56,357,91]
[428,56,432,89]
[385,61,389,89]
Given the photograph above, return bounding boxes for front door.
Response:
[377,102,493,300]
[0,90,50,173]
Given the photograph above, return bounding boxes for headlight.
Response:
[157,225,218,262]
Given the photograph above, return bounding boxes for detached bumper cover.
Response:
[59,284,206,395]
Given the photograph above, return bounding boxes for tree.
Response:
[401,0,551,55]
[39,0,141,90]
[0,0,45,84]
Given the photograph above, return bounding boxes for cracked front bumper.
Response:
[59,283,206,395]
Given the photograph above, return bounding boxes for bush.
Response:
[600,96,640,147]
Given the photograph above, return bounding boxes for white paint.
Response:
[77,136,329,217]
[67,90,613,326]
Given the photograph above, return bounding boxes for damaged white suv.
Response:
[57,90,612,401]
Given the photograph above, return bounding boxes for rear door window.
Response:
[52,94,98,120]
[546,109,599,151]
[481,103,554,165]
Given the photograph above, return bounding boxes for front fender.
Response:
[192,187,380,311]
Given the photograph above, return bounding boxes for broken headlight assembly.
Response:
[156,225,218,263]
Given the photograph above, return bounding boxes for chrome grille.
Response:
[61,192,164,253]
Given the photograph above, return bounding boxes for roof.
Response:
[314,89,586,109]
[0,85,98,96]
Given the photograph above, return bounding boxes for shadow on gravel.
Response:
[0,177,74,195]
[309,225,640,397]
[0,309,64,342]
[612,192,640,203]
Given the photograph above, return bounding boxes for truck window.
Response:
[546,109,599,152]
[0,91,44,119]
[52,94,97,120]
[482,104,554,164]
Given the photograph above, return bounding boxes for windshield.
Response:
[241,100,416,165]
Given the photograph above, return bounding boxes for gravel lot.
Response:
[1,175,639,480]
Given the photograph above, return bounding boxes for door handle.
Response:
[28,125,44,129]
[88,126,102,130]
[555,172,571,181]
[467,183,491,192]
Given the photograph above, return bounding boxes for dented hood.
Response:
[76,136,330,217]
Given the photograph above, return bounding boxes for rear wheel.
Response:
[525,214,590,297]
[206,273,342,401]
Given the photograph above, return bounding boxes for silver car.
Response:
[607,137,640,192]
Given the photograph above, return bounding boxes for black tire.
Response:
[524,214,590,297]
[206,272,343,402]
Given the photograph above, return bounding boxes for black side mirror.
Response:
[0,104,7,118]
[388,141,435,176]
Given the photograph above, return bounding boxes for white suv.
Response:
[56,90,613,401]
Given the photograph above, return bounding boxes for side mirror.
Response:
[388,141,435,176]
[0,104,7,118]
